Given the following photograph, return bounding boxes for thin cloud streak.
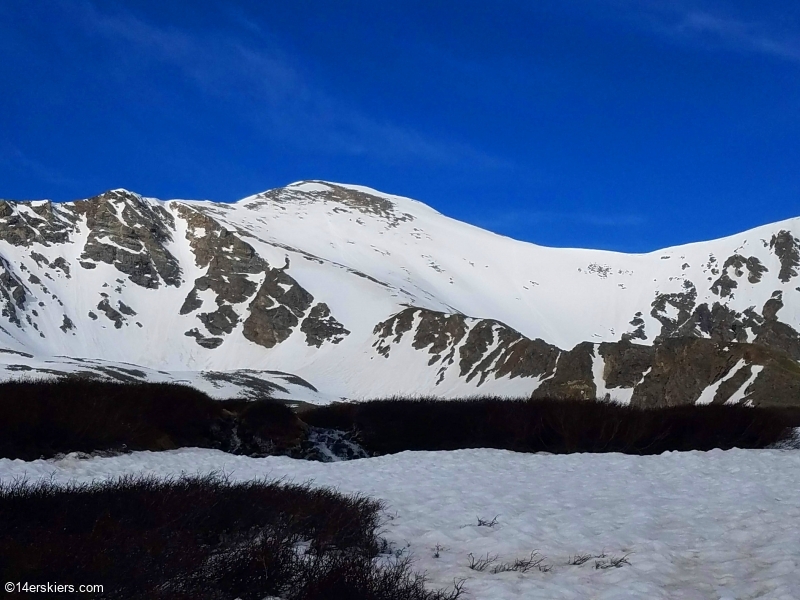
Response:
[0,143,79,192]
[617,0,800,64]
[676,10,800,62]
[68,1,513,172]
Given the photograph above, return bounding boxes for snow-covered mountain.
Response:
[2,181,800,406]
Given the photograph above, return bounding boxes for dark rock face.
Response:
[630,338,730,408]
[247,181,415,228]
[0,256,28,327]
[301,303,349,348]
[175,204,350,350]
[532,342,596,400]
[96,299,124,329]
[598,341,655,389]
[753,292,800,360]
[173,205,350,348]
[72,191,181,289]
[622,312,647,341]
[242,269,312,349]
[769,230,800,282]
[59,316,75,333]
[371,307,800,408]
[710,254,769,296]
[179,287,203,315]
[373,307,560,387]
[199,304,240,336]
[651,281,697,340]
[0,200,76,247]
[184,328,224,349]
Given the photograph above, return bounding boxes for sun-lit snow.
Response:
[1,180,800,400]
[3,447,799,599]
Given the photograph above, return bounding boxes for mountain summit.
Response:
[1,181,799,406]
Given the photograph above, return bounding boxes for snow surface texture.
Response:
[2,181,800,402]
[3,448,799,599]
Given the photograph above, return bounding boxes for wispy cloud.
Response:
[67,1,512,171]
[0,143,78,191]
[621,1,800,64]
[673,10,800,62]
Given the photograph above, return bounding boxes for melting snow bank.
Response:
[2,448,799,599]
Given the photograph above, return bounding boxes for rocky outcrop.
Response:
[0,200,76,247]
[371,307,800,407]
[246,181,415,228]
[176,204,349,350]
[242,267,313,348]
[374,307,561,387]
[72,190,181,289]
[770,230,800,282]
[301,303,349,348]
[651,280,698,340]
[531,342,596,399]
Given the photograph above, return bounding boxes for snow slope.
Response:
[3,448,799,599]
[1,181,800,401]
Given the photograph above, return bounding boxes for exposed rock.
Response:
[176,204,346,349]
[59,316,75,332]
[242,268,315,349]
[96,299,124,329]
[373,308,560,387]
[622,312,647,341]
[184,328,224,349]
[651,280,697,340]
[769,230,800,282]
[0,200,76,247]
[710,273,737,297]
[117,301,136,316]
[762,291,783,321]
[711,254,769,296]
[0,257,27,327]
[371,307,800,408]
[51,257,70,278]
[753,292,800,361]
[72,190,181,289]
[243,304,298,348]
[177,204,268,341]
[301,303,349,347]
[247,181,415,228]
[180,287,203,315]
[745,256,768,283]
[532,342,596,399]
[598,341,655,389]
[198,304,239,336]
[372,308,417,357]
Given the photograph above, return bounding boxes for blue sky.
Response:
[1,1,798,252]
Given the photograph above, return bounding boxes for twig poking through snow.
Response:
[475,515,500,527]
[594,554,631,569]
[467,552,498,571]
[490,551,551,573]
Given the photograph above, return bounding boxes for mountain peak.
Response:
[240,180,425,228]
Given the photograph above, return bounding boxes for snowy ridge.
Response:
[1,182,800,405]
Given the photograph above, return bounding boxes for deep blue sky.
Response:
[1,1,798,252]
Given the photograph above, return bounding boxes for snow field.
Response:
[2,448,798,599]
